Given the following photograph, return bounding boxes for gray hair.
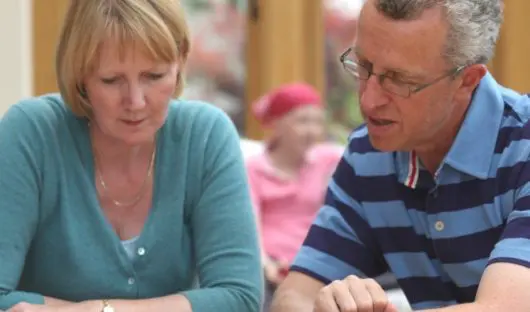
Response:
[374,0,504,66]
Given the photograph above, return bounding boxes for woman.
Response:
[0,1,262,311]
[246,83,343,310]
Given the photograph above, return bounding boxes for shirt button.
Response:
[137,247,146,256]
[434,221,445,231]
[128,277,135,285]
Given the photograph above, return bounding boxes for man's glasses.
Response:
[339,47,466,98]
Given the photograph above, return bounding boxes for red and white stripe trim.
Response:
[405,150,419,189]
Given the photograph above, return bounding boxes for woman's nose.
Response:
[125,84,146,109]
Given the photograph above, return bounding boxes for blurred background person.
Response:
[246,82,343,311]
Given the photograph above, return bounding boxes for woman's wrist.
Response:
[80,299,107,312]
[43,296,72,306]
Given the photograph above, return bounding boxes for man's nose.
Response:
[359,75,389,113]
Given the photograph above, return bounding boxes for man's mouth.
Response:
[368,117,395,126]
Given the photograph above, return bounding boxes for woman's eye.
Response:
[101,77,119,84]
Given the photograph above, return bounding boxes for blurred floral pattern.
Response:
[324,0,364,144]
[181,0,364,142]
[181,0,248,132]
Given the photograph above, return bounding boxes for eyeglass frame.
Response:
[339,47,467,98]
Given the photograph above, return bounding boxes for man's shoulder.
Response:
[488,92,530,190]
[497,93,530,156]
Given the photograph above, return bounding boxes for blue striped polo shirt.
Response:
[291,73,530,310]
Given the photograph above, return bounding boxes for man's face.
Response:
[355,1,464,152]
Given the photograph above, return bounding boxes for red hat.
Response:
[253,82,322,125]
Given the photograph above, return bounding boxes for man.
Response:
[271,0,530,311]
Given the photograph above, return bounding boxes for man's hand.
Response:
[314,275,398,312]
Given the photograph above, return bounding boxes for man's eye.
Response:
[389,78,413,86]
[146,73,165,80]
[390,75,417,85]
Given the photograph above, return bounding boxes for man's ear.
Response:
[454,64,487,101]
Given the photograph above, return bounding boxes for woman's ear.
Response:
[77,84,88,98]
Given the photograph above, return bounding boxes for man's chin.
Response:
[367,134,400,152]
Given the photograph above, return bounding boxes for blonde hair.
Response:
[56,0,190,117]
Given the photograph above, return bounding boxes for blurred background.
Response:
[0,0,529,143]
[0,2,528,310]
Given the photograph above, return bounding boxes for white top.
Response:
[121,236,140,260]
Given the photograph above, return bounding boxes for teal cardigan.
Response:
[0,94,263,311]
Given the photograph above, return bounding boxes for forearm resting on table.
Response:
[270,288,314,312]
[44,294,192,312]
[100,294,192,312]
[416,302,503,312]
[418,262,530,312]
[270,272,326,312]
[44,296,71,306]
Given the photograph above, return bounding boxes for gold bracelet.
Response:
[102,299,115,312]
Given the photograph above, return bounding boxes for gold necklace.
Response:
[95,146,156,207]
[89,124,157,207]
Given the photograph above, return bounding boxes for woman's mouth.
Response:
[122,119,145,126]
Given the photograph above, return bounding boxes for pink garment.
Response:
[246,143,343,263]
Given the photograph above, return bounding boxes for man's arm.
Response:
[421,159,530,312]
[270,272,325,312]
[269,140,389,312]
[418,262,530,312]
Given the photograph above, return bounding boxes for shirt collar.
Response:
[397,72,504,188]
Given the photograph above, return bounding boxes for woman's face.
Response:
[273,105,326,154]
[83,40,179,145]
